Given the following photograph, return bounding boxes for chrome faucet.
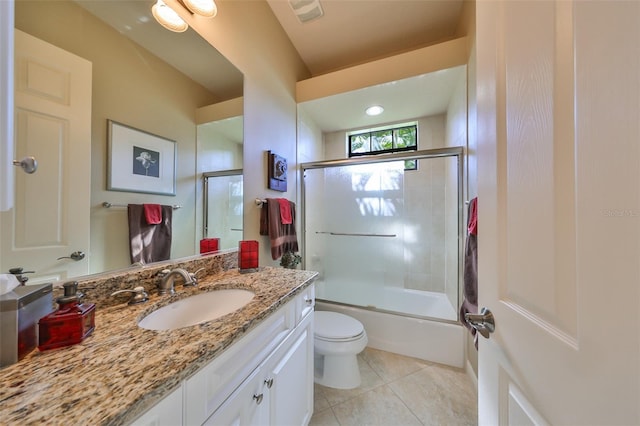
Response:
[157,268,198,295]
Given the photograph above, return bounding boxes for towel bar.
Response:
[315,231,396,238]
[102,202,181,210]
[255,198,267,206]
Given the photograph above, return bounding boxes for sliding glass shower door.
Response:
[302,148,462,322]
[203,170,243,250]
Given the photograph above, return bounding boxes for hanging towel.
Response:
[143,203,163,225]
[128,204,172,264]
[468,197,478,236]
[278,198,292,225]
[259,198,299,260]
[460,197,479,349]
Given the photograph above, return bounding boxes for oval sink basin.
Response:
[138,289,255,331]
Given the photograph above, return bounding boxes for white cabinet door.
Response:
[266,312,314,426]
[132,386,183,426]
[476,0,640,424]
[203,367,264,426]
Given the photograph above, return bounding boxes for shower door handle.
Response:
[464,307,495,339]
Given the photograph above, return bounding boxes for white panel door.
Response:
[476,0,639,424]
[1,30,91,283]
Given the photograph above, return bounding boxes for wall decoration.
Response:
[268,150,287,192]
[107,120,176,195]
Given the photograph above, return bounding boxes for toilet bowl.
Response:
[314,311,368,389]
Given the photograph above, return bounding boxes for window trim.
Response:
[348,124,418,158]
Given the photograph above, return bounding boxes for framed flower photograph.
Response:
[107,120,176,195]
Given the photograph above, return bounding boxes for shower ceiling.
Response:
[298,65,466,133]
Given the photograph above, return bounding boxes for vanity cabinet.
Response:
[132,284,315,426]
[206,312,313,426]
[131,386,183,426]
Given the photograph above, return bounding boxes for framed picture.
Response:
[267,150,287,192]
[107,120,176,196]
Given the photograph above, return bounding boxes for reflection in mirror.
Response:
[203,170,243,251]
[6,0,243,283]
[197,100,244,251]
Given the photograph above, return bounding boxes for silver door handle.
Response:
[57,251,85,261]
[464,307,495,339]
[13,156,38,174]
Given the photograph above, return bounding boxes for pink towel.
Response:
[278,198,292,225]
[143,204,162,225]
[467,198,478,235]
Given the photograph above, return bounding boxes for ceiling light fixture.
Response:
[152,0,188,32]
[365,105,384,116]
[152,0,217,33]
[182,0,218,18]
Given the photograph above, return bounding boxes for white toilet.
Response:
[314,311,368,389]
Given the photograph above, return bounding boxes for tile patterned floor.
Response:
[310,348,477,426]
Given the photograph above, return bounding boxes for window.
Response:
[348,123,417,170]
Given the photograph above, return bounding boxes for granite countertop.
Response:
[0,266,317,425]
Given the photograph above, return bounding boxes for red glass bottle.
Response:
[239,240,259,272]
[38,281,95,351]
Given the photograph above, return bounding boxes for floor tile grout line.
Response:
[386,375,427,426]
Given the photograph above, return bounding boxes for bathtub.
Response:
[314,299,465,368]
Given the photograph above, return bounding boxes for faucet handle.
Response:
[111,286,149,305]
[157,269,171,278]
[186,268,206,287]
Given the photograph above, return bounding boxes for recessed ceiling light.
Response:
[365,105,384,116]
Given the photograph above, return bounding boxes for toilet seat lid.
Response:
[315,311,365,340]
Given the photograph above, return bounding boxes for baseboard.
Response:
[466,358,478,388]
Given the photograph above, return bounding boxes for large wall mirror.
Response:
[3,0,243,284]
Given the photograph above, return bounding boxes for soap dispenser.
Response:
[38,281,96,351]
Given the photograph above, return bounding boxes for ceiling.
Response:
[266,0,465,76]
[298,65,465,132]
[267,0,467,132]
[74,0,243,101]
[77,0,467,132]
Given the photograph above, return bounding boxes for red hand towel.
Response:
[467,198,478,235]
[143,204,163,225]
[278,198,292,225]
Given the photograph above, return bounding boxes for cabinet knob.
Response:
[253,393,263,405]
[305,298,314,306]
[264,378,274,389]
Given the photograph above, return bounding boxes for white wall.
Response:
[445,67,468,311]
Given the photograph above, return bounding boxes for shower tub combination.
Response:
[302,148,465,368]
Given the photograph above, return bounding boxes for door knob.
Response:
[12,156,38,174]
[57,251,86,261]
[464,307,495,339]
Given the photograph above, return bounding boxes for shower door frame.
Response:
[300,147,465,323]
[202,168,243,239]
